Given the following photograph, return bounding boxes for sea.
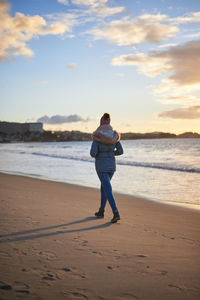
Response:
[0,138,200,210]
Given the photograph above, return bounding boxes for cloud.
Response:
[0,0,76,61]
[158,43,177,48]
[158,106,200,119]
[37,114,89,124]
[171,12,200,24]
[155,40,200,86]
[73,0,100,4]
[153,78,200,105]
[88,14,178,46]
[57,0,124,17]
[58,0,69,5]
[66,62,80,70]
[112,39,200,86]
[112,38,200,114]
[112,52,169,77]
[185,32,200,39]
[0,0,125,62]
[160,94,200,105]
[71,0,124,17]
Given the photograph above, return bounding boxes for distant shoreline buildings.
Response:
[0,121,43,134]
[0,121,199,143]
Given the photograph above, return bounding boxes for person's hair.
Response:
[102,113,110,120]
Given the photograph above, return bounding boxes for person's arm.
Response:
[92,131,120,145]
[90,141,98,158]
[114,141,123,156]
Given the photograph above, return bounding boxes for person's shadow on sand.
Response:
[0,217,112,243]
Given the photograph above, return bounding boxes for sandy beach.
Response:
[0,173,200,300]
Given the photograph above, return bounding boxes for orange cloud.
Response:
[158,106,200,119]
[156,40,200,86]
[112,40,200,86]
[112,39,200,117]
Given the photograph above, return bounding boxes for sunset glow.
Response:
[1,0,200,133]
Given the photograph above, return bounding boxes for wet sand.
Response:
[0,173,200,300]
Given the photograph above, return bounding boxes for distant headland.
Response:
[0,121,199,143]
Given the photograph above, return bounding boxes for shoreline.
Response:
[0,134,200,144]
[0,170,200,212]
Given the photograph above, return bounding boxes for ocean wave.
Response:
[32,152,93,163]
[32,152,200,174]
[117,160,200,173]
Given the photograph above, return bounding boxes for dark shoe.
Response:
[111,211,120,223]
[95,209,104,218]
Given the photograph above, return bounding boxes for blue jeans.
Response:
[97,171,118,211]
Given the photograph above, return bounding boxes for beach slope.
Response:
[0,173,200,300]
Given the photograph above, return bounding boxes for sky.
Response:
[0,0,200,133]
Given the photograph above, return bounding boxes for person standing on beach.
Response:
[90,113,123,223]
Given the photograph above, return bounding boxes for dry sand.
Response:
[0,173,200,300]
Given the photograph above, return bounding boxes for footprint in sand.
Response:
[16,289,30,295]
[91,250,103,256]
[82,240,88,246]
[0,280,30,295]
[21,268,27,272]
[160,270,168,276]
[72,292,88,299]
[162,234,175,240]
[61,267,86,279]
[12,281,30,295]
[120,293,140,300]
[136,254,147,258]
[122,253,128,257]
[0,250,12,258]
[62,267,71,272]
[38,250,56,260]
[0,281,12,291]
[112,249,121,260]
[168,284,183,291]
[42,273,56,281]
[64,289,89,299]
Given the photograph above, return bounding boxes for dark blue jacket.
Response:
[90,141,123,172]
